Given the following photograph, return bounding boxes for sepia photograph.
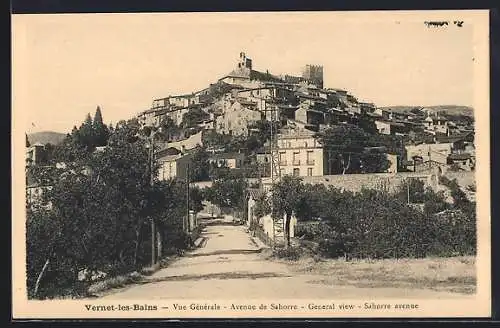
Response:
[12,10,490,318]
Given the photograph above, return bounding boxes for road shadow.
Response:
[171,258,265,268]
[185,249,263,258]
[145,271,291,283]
[202,220,244,227]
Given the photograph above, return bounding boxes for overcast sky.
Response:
[13,11,480,134]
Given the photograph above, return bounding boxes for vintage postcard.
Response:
[12,10,490,319]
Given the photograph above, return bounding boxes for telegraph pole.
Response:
[186,162,190,234]
[407,179,410,205]
[149,135,156,267]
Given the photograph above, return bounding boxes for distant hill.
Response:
[28,131,67,146]
[380,105,474,118]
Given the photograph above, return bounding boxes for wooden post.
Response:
[186,162,190,233]
[149,138,156,266]
[407,178,410,205]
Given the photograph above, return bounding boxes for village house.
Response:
[215,99,263,135]
[277,127,324,177]
[374,120,409,135]
[447,153,474,171]
[138,107,168,128]
[405,142,454,171]
[359,102,376,114]
[208,152,246,169]
[156,148,194,181]
[373,108,392,120]
[26,143,46,166]
[423,115,450,135]
[386,153,398,173]
[294,102,325,129]
[165,130,204,152]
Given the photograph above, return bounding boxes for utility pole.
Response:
[428,145,431,170]
[149,134,156,267]
[186,162,190,234]
[407,178,410,205]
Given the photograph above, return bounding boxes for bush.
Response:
[26,120,195,299]
[293,184,476,260]
[294,221,333,241]
[272,247,302,261]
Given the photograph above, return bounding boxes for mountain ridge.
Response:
[28,131,67,146]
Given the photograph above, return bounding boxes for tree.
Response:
[359,149,390,173]
[159,117,181,141]
[189,147,210,182]
[317,124,395,174]
[79,113,95,151]
[271,175,304,248]
[181,107,209,128]
[205,177,248,216]
[317,124,371,174]
[357,115,378,134]
[52,130,88,163]
[26,133,31,147]
[26,119,192,298]
[93,106,110,147]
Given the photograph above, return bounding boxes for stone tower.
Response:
[238,52,253,70]
[302,64,324,89]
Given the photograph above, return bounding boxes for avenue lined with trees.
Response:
[26,108,203,298]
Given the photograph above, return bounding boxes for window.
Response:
[307,168,313,176]
[306,151,314,165]
[293,168,300,176]
[279,152,287,165]
[293,152,300,165]
[304,142,308,147]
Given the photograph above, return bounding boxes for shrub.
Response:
[293,183,476,260]
[272,247,302,261]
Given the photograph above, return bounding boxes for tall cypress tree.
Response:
[79,113,95,151]
[93,106,109,147]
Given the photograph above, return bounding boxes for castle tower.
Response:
[238,52,253,70]
[302,64,324,89]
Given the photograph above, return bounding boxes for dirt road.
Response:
[100,216,471,300]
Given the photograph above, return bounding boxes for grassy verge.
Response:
[86,254,181,297]
[266,248,476,295]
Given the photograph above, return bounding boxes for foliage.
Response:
[272,247,301,261]
[159,117,182,141]
[181,107,209,128]
[317,124,390,174]
[271,175,304,247]
[52,109,111,163]
[204,177,248,214]
[253,192,271,219]
[26,120,193,299]
[395,178,426,203]
[288,182,476,260]
[188,147,210,182]
[92,106,110,147]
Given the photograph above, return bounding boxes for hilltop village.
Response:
[136,52,475,182]
[25,52,478,300]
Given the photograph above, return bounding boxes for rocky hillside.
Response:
[28,131,66,146]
